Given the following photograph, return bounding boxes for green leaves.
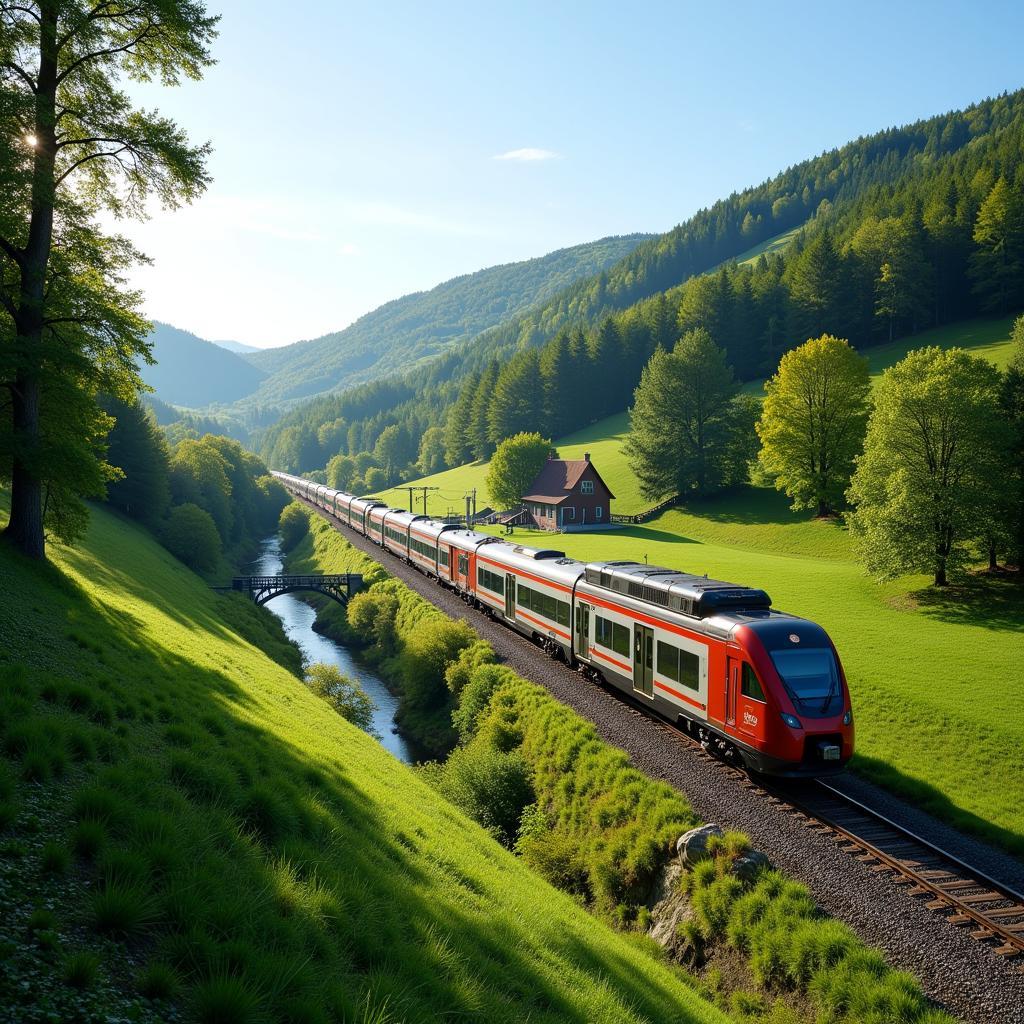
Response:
[846,346,1008,584]
[756,335,870,516]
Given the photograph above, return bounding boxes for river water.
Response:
[249,536,413,763]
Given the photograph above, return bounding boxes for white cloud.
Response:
[493,147,559,162]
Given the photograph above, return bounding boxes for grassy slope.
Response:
[376,316,1024,855]
[0,501,725,1024]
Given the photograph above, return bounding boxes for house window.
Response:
[565,506,575,520]
[595,506,603,520]
[581,480,594,494]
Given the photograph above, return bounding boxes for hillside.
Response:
[241,234,651,406]
[259,88,1024,477]
[0,499,726,1023]
[378,315,1021,517]
[373,315,1024,855]
[140,322,268,409]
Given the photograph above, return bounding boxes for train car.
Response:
[382,510,428,559]
[440,528,501,594]
[473,543,585,658]
[334,492,355,522]
[408,519,460,577]
[366,503,395,546]
[574,561,853,776]
[348,496,380,534]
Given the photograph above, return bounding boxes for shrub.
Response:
[162,502,221,572]
[451,663,511,743]
[398,617,475,715]
[279,501,310,552]
[436,735,534,846]
[346,590,399,657]
[71,819,106,860]
[304,663,376,734]
[444,640,496,700]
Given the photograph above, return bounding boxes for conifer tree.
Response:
[488,349,542,445]
[970,178,1024,314]
[444,371,478,467]
[625,328,749,501]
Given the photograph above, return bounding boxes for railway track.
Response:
[298,493,1024,974]
[634,700,1024,971]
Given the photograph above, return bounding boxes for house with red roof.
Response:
[521,453,615,531]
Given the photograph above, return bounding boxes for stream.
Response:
[249,535,413,763]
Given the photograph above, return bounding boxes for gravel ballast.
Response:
[307,503,1024,1024]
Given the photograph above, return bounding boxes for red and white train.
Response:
[273,472,854,777]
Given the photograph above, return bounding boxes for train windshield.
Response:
[769,648,839,706]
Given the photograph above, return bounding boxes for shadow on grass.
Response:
[678,486,827,528]
[850,751,1024,862]
[904,572,1024,633]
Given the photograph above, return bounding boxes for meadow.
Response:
[0,498,727,1024]
[376,316,1024,855]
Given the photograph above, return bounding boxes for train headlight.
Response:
[843,709,853,726]
[779,712,802,729]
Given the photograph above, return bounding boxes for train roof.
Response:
[443,528,501,553]
[385,510,428,528]
[478,542,587,587]
[583,560,771,619]
[410,519,460,541]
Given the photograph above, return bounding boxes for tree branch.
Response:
[56,21,158,86]
[0,235,24,268]
[54,144,134,186]
[1,59,37,91]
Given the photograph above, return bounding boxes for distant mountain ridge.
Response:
[241,234,653,405]
[141,322,268,408]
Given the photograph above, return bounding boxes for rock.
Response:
[730,849,772,882]
[676,823,724,867]
[647,860,697,959]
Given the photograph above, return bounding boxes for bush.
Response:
[444,640,496,701]
[62,950,101,989]
[346,590,399,657]
[279,501,310,552]
[435,735,534,846]
[452,664,516,744]
[161,502,221,572]
[398,617,476,715]
[304,663,376,734]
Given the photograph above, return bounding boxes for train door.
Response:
[633,625,654,697]
[726,656,740,729]
[575,602,590,659]
[457,552,470,590]
[446,546,456,582]
[504,574,516,620]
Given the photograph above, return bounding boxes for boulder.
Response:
[676,823,724,867]
[731,849,772,882]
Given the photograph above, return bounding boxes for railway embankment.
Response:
[291,496,1024,1024]
[0,498,732,1024]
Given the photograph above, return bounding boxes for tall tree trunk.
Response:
[935,560,947,587]
[4,368,43,558]
[988,537,998,572]
[5,3,58,559]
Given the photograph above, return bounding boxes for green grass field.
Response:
[0,500,727,1023]
[376,316,1024,856]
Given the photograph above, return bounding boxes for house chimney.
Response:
[584,452,590,462]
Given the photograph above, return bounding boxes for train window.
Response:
[478,567,504,595]
[597,616,630,657]
[741,663,765,701]
[518,584,570,626]
[657,641,700,690]
[458,554,469,576]
[440,549,449,567]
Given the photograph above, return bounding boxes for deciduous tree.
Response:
[0,1,216,558]
[847,347,1007,586]
[756,335,870,516]
[485,432,555,510]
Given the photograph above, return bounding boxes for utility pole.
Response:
[465,495,472,530]
[471,488,477,523]
[418,486,440,516]
[403,487,414,512]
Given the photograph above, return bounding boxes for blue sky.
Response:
[117,0,1024,347]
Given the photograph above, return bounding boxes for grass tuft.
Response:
[137,959,180,1000]
[61,949,101,989]
[89,878,157,937]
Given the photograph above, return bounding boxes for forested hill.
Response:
[240,233,652,405]
[140,321,268,408]
[257,88,1024,477]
